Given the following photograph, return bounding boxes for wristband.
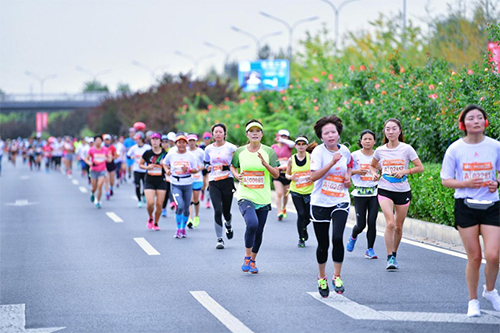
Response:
[409,168,412,175]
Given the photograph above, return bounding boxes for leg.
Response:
[209,182,224,238]
[481,224,500,292]
[313,222,330,278]
[154,190,166,225]
[331,209,349,277]
[366,196,379,249]
[145,189,155,219]
[239,200,259,256]
[273,180,284,217]
[351,196,368,239]
[192,190,200,217]
[96,176,105,202]
[393,203,410,253]
[282,184,290,212]
[251,209,270,257]
[134,172,142,201]
[291,194,307,240]
[379,197,395,255]
[458,225,482,300]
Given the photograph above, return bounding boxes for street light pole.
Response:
[402,0,407,49]
[203,42,250,64]
[75,66,111,82]
[131,61,169,83]
[231,26,283,55]
[259,12,319,59]
[24,71,57,99]
[174,51,216,78]
[320,0,360,47]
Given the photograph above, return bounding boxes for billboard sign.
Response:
[238,60,290,92]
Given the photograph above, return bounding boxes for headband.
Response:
[295,136,309,144]
[245,122,263,132]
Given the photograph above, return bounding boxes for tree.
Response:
[116,82,131,95]
[83,80,109,93]
[257,44,273,60]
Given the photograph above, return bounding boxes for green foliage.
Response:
[83,80,109,93]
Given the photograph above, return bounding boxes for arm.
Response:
[278,137,295,148]
[285,158,293,180]
[257,152,280,179]
[369,157,380,181]
[230,165,241,182]
[392,158,424,178]
[310,153,341,182]
[139,157,151,170]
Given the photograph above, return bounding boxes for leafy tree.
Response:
[257,44,273,60]
[116,82,131,95]
[83,80,109,93]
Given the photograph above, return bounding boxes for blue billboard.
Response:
[238,60,290,92]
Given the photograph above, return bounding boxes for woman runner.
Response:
[204,123,237,249]
[126,132,151,208]
[231,119,280,273]
[84,135,112,209]
[271,129,295,221]
[187,134,205,229]
[369,118,424,270]
[441,105,500,317]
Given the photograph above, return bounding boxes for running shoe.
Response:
[170,201,176,210]
[95,202,101,209]
[346,236,357,252]
[467,299,481,317]
[147,218,153,230]
[90,193,95,203]
[241,256,251,272]
[277,212,283,221]
[298,239,305,248]
[249,259,259,274]
[153,225,160,231]
[282,209,287,219]
[138,201,143,208]
[482,285,500,311]
[318,277,329,298]
[142,195,146,203]
[205,200,211,209]
[365,248,378,259]
[174,229,182,239]
[187,219,193,229]
[216,238,224,249]
[110,189,114,196]
[161,209,167,217]
[106,191,110,201]
[333,276,345,294]
[303,228,309,241]
[386,256,399,270]
[193,216,200,228]
[181,228,187,238]
[225,222,233,239]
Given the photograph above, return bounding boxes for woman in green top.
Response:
[285,135,314,248]
[231,119,280,274]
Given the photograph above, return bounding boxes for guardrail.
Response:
[0,92,112,102]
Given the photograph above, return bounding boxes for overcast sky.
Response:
[1,0,455,95]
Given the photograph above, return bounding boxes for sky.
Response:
[0,0,456,95]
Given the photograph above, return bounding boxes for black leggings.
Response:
[291,192,310,240]
[162,182,172,209]
[313,209,349,264]
[238,200,270,254]
[209,178,234,228]
[134,171,146,201]
[351,195,379,249]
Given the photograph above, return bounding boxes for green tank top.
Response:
[290,152,313,195]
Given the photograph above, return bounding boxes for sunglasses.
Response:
[296,142,307,146]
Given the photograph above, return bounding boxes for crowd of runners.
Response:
[2,104,499,317]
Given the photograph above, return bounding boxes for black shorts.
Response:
[378,188,412,206]
[144,181,168,191]
[310,203,350,222]
[274,173,291,186]
[106,162,116,172]
[209,178,236,196]
[202,169,208,176]
[454,199,500,229]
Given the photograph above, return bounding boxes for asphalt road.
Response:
[1,158,499,333]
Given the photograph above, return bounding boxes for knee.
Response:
[484,249,499,265]
[385,221,396,231]
[394,224,403,234]
[332,235,343,247]
[468,251,483,268]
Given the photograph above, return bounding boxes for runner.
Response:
[63,136,75,175]
[310,115,352,297]
[9,138,19,167]
[43,138,54,173]
[83,135,111,209]
[163,134,199,238]
[160,134,172,218]
[187,134,205,229]
[113,135,127,187]
[346,130,380,259]
[285,135,314,248]
[127,132,151,208]
[124,127,137,180]
[204,123,237,249]
[272,129,295,221]
[369,118,424,270]
[139,132,168,231]
[0,137,4,176]
[103,134,118,200]
[33,138,43,171]
[200,131,212,209]
[51,137,63,171]
[77,138,91,181]
[231,119,280,273]
[440,105,500,317]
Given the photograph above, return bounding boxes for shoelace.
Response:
[318,279,328,289]
[334,277,343,287]
[250,260,256,269]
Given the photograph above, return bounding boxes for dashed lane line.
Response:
[106,212,123,223]
[79,186,88,193]
[133,237,160,255]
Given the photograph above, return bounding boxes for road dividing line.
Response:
[79,186,88,193]
[72,179,79,185]
[133,237,160,255]
[106,212,123,223]
[190,291,254,333]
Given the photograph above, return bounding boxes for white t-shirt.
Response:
[77,144,90,160]
[163,150,197,186]
[127,144,152,173]
[189,147,205,183]
[440,136,500,202]
[373,142,419,192]
[114,141,126,163]
[351,150,378,196]
[310,143,352,207]
[204,142,237,182]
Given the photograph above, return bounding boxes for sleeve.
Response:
[373,148,380,161]
[126,146,134,158]
[162,153,170,166]
[407,145,419,162]
[440,146,456,180]
[141,150,149,162]
[231,147,242,168]
[347,154,354,168]
[278,137,295,148]
[351,152,359,170]
[268,148,280,168]
[310,147,321,171]
[496,141,500,172]
[203,146,211,163]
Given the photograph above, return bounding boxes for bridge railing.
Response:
[0,92,113,103]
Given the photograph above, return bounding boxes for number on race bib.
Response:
[294,171,312,188]
[213,165,229,181]
[463,162,493,186]
[147,165,163,176]
[321,174,345,197]
[242,170,265,189]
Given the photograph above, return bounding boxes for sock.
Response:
[175,214,182,229]
[387,255,392,261]
[181,215,188,229]
[392,251,397,258]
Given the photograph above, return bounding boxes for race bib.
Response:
[279,157,289,168]
[242,170,265,189]
[213,165,229,181]
[463,162,493,186]
[321,174,345,197]
[294,171,312,188]
[147,165,163,176]
[359,164,374,181]
[382,159,405,176]
[172,161,189,176]
[93,153,106,164]
[134,154,142,164]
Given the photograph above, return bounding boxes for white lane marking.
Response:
[79,186,88,193]
[131,195,138,201]
[72,179,79,185]
[5,200,37,206]
[67,175,73,179]
[0,304,65,332]
[106,212,123,223]
[308,292,500,324]
[133,237,160,255]
[190,291,254,333]
[20,175,30,180]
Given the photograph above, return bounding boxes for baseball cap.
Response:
[134,131,145,140]
[161,134,168,141]
[278,129,290,137]
[167,132,176,141]
[151,132,161,140]
[202,131,212,139]
[175,134,188,143]
[129,127,136,133]
[187,134,198,141]
[146,130,153,137]
[103,134,111,140]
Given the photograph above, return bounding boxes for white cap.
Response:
[278,129,290,137]
[167,132,176,141]
[103,134,111,140]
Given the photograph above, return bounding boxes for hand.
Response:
[468,178,484,189]
[343,178,351,188]
[206,165,212,172]
[371,172,380,181]
[147,164,155,170]
[257,152,266,166]
[234,173,242,182]
[392,170,407,178]
[165,169,172,176]
[332,153,341,165]
[487,180,499,193]
[181,166,189,174]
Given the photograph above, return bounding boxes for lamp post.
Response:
[230,27,283,55]
[320,0,360,47]
[174,51,216,78]
[24,71,57,99]
[75,66,111,81]
[259,11,319,59]
[131,60,169,83]
[203,42,250,65]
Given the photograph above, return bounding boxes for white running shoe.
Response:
[216,238,224,249]
[482,285,500,311]
[467,299,481,317]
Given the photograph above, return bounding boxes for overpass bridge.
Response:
[0,92,111,112]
